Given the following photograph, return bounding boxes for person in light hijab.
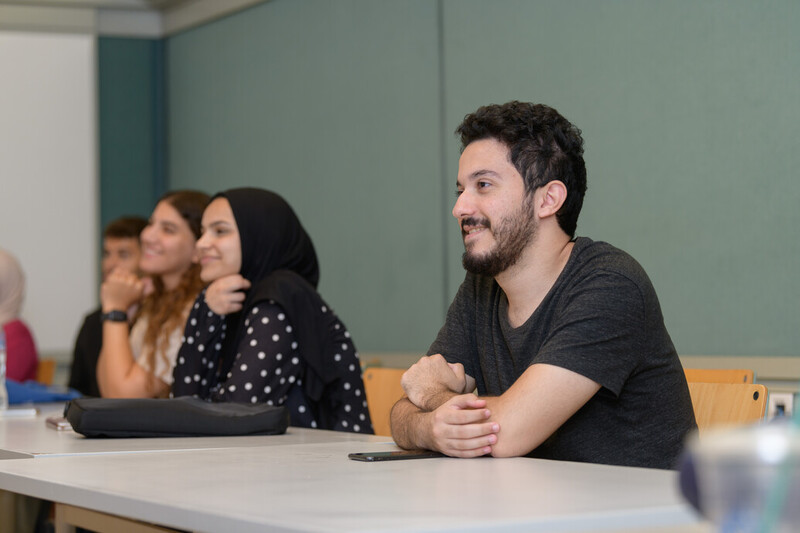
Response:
[0,248,38,382]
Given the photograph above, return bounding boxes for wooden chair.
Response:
[36,358,57,385]
[684,368,754,384]
[363,367,406,437]
[687,382,767,436]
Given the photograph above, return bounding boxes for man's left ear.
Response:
[536,180,568,218]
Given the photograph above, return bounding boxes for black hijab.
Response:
[218,188,338,413]
[221,188,319,290]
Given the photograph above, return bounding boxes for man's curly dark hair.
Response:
[456,101,587,237]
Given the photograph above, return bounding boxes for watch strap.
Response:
[101,310,128,323]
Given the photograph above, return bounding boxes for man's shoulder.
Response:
[84,307,102,321]
[570,237,650,284]
[561,238,666,315]
[78,307,103,331]
[3,318,34,337]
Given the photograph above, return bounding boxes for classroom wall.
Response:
[166,0,446,352]
[0,31,97,355]
[100,0,799,356]
[439,0,800,357]
[98,37,165,230]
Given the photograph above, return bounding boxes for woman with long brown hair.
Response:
[97,190,209,398]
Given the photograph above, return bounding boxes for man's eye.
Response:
[477,181,490,189]
[454,189,463,197]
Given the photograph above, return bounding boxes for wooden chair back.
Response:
[363,367,406,437]
[36,358,57,385]
[687,382,767,436]
[684,368,754,384]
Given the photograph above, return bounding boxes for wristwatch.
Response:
[101,310,128,323]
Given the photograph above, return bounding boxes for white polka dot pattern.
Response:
[172,290,372,434]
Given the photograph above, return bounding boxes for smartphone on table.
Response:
[348,450,444,461]
[45,415,72,431]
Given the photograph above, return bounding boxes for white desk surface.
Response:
[0,403,390,460]
[0,434,704,533]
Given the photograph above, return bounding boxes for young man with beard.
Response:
[390,102,696,469]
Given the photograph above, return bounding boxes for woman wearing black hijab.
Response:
[172,188,372,434]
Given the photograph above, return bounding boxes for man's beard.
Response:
[461,196,537,277]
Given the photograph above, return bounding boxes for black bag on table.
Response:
[64,396,289,438]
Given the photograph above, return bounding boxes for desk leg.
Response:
[54,503,180,533]
[53,504,75,533]
[0,490,42,533]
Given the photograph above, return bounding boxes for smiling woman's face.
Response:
[196,197,242,283]
[138,200,198,288]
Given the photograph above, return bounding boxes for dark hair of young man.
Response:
[455,101,587,238]
[103,216,148,240]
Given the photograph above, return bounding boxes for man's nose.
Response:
[452,191,474,220]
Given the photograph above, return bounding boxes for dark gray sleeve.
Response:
[534,270,646,396]
[427,275,481,382]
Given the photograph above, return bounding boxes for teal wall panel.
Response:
[158,0,800,356]
[98,37,163,230]
[441,0,800,356]
[166,0,444,352]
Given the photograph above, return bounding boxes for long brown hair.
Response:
[137,190,209,378]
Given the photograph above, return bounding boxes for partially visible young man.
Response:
[68,216,147,396]
[391,102,696,469]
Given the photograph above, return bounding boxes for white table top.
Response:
[0,403,390,459]
[0,434,703,533]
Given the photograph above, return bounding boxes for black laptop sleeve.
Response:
[64,396,289,438]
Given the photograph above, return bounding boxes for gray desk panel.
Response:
[0,403,390,459]
[0,439,702,533]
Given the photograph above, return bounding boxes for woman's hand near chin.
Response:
[101,269,144,313]
[205,274,252,315]
[140,276,155,297]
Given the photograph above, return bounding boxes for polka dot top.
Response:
[172,290,372,434]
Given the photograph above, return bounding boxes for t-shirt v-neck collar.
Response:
[498,237,585,337]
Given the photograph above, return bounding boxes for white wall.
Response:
[0,31,97,359]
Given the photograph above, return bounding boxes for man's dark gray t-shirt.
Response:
[429,237,696,469]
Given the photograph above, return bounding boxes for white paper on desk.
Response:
[0,407,39,418]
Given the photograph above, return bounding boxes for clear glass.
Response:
[690,423,800,532]
[0,329,8,410]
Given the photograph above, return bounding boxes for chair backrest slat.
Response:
[36,359,56,385]
[363,367,406,437]
[687,382,767,436]
[684,368,754,384]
